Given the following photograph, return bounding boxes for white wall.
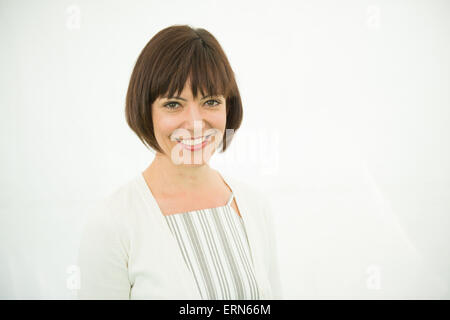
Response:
[1,0,449,299]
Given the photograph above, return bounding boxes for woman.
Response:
[77,25,282,300]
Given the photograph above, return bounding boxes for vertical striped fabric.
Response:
[163,192,261,300]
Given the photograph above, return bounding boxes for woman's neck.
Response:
[144,153,217,195]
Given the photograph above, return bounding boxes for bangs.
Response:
[149,38,233,102]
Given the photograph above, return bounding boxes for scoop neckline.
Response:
[137,170,239,218]
[162,202,234,217]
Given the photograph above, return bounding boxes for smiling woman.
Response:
[150,77,227,165]
[125,25,243,155]
[77,24,283,300]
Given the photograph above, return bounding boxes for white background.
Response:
[0,0,449,299]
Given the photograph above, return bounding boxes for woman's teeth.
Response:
[177,135,210,146]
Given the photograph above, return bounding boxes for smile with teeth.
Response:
[175,134,212,150]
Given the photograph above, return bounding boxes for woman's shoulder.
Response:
[83,175,143,225]
[217,170,268,201]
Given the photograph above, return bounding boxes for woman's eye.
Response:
[164,99,221,110]
[164,102,180,110]
[205,99,221,107]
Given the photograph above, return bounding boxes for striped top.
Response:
[163,192,262,300]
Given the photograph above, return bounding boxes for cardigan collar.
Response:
[134,170,271,299]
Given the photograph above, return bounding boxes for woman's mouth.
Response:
[175,134,212,151]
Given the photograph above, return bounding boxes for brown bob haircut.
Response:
[125,24,243,154]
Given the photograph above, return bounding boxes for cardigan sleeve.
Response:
[262,195,284,299]
[77,201,131,300]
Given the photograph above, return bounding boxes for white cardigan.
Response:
[77,171,283,300]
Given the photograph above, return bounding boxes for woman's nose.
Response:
[187,102,202,118]
[183,103,207,125]
[183,104,207,132]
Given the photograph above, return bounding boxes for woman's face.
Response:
[151,79,227,166]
